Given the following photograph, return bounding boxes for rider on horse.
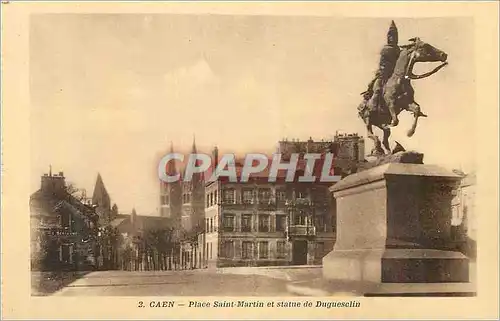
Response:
[363,21,401,123]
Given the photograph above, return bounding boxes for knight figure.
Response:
[363,20,401,125]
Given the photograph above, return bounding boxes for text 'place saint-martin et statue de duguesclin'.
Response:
[358,20,448,157]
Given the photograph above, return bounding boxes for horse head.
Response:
[402,37,448,80]
[409,37,448,63]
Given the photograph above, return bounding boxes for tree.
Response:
[141,227,176,271]
[65,183,88,202]
[98,226,120,270]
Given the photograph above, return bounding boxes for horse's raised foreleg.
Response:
[382,127,391,153]
[406,101,426,137]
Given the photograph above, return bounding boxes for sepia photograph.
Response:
[2,1,499,320]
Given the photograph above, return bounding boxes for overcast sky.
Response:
[30,15,475,214]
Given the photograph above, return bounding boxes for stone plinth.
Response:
[323,162,469,284]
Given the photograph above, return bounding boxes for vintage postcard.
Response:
[1,1,499,319]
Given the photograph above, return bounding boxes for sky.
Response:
[30,15,475,215]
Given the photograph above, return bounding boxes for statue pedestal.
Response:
[323,161,469,288]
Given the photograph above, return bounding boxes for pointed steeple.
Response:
[192,134,197,153]
[92,173,110,211]
[167,142,178,176]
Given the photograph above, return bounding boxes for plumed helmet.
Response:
[387,20,398,45]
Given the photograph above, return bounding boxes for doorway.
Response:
[292,240,308,265]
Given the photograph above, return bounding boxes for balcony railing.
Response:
[286,225,316,237]
[285,198,312,207]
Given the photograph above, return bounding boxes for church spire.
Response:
[192,134,197,153]
[167,141,178,176]
[92,172,111,223]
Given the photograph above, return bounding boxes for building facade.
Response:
[204,177,334,268]
[30,171,100,271]
[451,172,476,258]
[158,139,206,270]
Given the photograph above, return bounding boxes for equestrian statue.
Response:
[358,20,449,156]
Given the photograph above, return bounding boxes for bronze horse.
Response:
[358,37,449,156]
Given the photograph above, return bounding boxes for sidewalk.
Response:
[216,265,322,281]
[31,271,91,296]
[287,278,477,297]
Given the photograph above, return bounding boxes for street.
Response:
[33,262,476,297]
[35,266,322,296]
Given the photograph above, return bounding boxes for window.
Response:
[259,241,269,259]
[214,191,218,204]
[296,190,307,199]
[241,214,252,232]
[258,188,271,203]
[210,193,214,206]
[316,215,326,232]
[223,214,235,232]
[451,205,461,226]
[242,189,253,204]
[276,215,286,232]
[210,243,213,259]
[210,218,213,232]
[277,241,286,259]
[206,195,210,207]
[276,190,286,202]
[258,215,270,232]
[242,241,253,259]
[222,241,234,258]
[223,189,235,204]
[294,210,307,225]
[206,218,209,232]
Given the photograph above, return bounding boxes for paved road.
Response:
[47,267,322,296]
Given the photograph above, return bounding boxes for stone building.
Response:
[160,135,365,269]
[451,172,476,258]
[277,133,365,170]
[204,164,334,268]
[159,139,206,269]
[30,170,100,271]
